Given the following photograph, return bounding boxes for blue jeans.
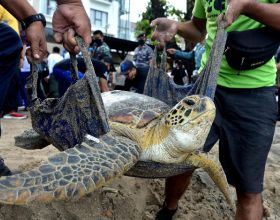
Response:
[0,23,22,116]
[18,71,31,108]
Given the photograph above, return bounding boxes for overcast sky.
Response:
[130,0,187,23]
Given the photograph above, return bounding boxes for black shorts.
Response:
[203,85,277,193]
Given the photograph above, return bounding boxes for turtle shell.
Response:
[102,91,170,128]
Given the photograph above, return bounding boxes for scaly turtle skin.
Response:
[0,91,233,208]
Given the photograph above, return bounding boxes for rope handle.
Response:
[69,36,99,82]
[29,36,99,102]
[192,15,228,98]
[152,44,167,71]
[29,36,109,132]
[73,36,98,80]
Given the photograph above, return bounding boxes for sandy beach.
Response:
[0,114,279,220]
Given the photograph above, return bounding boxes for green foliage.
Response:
[167,7,186,22]
[185,0,195,20]
[135,0,187,40]
[135,19,152,40]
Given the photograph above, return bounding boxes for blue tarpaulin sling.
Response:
[27,37,109,151]
[143,20,227,106]
[127,21,228,178]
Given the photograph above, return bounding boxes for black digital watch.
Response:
[21,13,46,30]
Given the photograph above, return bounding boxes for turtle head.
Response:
[164,95,215,151]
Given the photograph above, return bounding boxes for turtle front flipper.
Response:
[186,152,235,209]
[0,134,140,205]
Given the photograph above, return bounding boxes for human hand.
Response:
[25,21,47,61]
[166,48,176,55]
[224,0,254,27]
[52,2,91,53]
[151,18,178,47]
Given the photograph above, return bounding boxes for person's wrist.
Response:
[243,0,257,15]
[25,21,45,42]
[177,22,186,36]
[26,21,44,31]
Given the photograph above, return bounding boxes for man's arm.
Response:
[1,0,47,60]
[225,0,280,30]
[99,78,110,92]
[177,18,207,43]
[1,0,37,21]
[166,48,194,60]
[175,50,193,60]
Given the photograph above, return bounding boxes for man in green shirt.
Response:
[151,0,280,219]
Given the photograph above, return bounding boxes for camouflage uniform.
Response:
[91,42,112,60]
[133,44,153,68]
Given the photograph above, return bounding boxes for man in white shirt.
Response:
[47,46,63,74]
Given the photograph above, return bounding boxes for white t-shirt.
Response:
[21,56,30,72]
[47,53,63,74]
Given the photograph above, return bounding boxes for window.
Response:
[118,19,129,39]
[90,9,108,28]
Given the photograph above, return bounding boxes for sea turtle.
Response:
[0,90,233,208]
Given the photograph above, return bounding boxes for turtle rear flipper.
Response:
[0,134,140,205]
[187,153,235,209]
[14,128,50,150]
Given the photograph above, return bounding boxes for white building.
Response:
[30,0,134,40]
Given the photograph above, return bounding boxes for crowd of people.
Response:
[7,31,155,103]
[1,0,280,220]
[0,3,205,120]
[3,28,204,113]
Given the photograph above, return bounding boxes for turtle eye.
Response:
[184,99,195,106]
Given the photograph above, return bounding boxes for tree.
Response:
[135,0,167,40]
[183,0,195,51]
[135,0,196,52]
[135,0,194,49]
[135,0,187,40]
[151,0,166,18]
[185,0,195,20]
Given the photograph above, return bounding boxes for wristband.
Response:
[21,13,46,30]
